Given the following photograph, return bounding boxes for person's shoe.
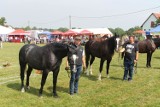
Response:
[128,78,132,82]
[122,78,127,81]
[70,93,74,95]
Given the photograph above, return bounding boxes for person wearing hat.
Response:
[145,31,152,40]
[65,36,86,95]
[145,31,156,50]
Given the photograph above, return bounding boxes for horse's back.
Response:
[138,40,156,53]
[19,44,38,65]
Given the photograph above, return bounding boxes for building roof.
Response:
[153,13,160,19]
[141,12,160,27]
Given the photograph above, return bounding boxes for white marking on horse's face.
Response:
[116,38,120,52]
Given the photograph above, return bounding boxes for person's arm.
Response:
[82,55,86,68]
[82,50,86,69]
[134,44,139,63]
[135,51,139,61]
[65,57,70,70]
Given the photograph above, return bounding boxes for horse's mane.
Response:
[46,42,68,49]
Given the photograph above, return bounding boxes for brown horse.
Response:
[121,38,160,67]
[85,35,120,80]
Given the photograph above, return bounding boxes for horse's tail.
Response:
[19,45,30,84]
[85,41,91,69]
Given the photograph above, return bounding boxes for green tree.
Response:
[24,26,31,30]
[0,17,6,26]
[108,28,115,34]
[114,27,125,36]
[126,26,141,35]
[155,18,160,26]
[58,27,69,32]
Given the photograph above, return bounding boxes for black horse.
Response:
[85,35,120,80]
[19,43,75,97]
[121,38,160,67]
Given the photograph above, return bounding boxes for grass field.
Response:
[1,43,160,107]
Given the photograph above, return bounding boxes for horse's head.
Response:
[114,33,121,52]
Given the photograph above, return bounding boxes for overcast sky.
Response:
[1,0,160,30]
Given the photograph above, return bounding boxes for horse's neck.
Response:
[49,44,68,58]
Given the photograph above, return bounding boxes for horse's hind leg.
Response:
[26,65,33,90]
[53,67,60,97]
[20,63,26,92]
[39,69,49,97]
[149,52,153,67]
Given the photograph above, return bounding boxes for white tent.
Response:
[0,25,15,41]
[71,28,113,37]
[0,25,15,34]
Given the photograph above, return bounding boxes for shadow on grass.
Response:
[7,83,51,97]
[81,73,98,81]
[47,86,69,94]
[110,64,123,68]
[153,56,160,59]
[109,77,122,81]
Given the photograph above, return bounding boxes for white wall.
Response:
[142,15,157,31]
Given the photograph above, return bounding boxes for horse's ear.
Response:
[114,33,119,38]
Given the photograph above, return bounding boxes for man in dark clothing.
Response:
[66,36,86,95]
[123,36,139,81]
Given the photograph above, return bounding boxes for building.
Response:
[141,12,160,32]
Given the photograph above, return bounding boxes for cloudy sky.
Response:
[1,0,160,30]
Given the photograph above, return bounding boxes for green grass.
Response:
[1,42,160,107]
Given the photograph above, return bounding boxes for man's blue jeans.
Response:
[123,61,134,80]
[69,65,82,94]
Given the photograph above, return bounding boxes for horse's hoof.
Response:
[53,93,59,98]
[26,86,30,90]
[90,71,93,75]
[39,94,43,98]
[86,71,90,76]
[98,77,101,81]
[21,88,25,92]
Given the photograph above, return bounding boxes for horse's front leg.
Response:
[146,52,151,68]
[98,59,105,80]
[39,69,49,97]
[149,52,153,67]
[106,58,112,78]
[52,67,60,97]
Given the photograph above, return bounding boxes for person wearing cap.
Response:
[145,31,152,40]
[122,35,139,81]
[65,36,86,95]
[145,31,156,50]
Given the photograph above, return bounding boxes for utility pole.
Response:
[69,15,71,29]
[28,20,30,27]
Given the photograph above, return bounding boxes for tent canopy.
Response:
[150,25,160,33]
[9,29,30,35]
[69,28,112,36]
[51,30,64,35]
[63,30,78,36]
[0,25,15,35]
[79,30,93,35]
